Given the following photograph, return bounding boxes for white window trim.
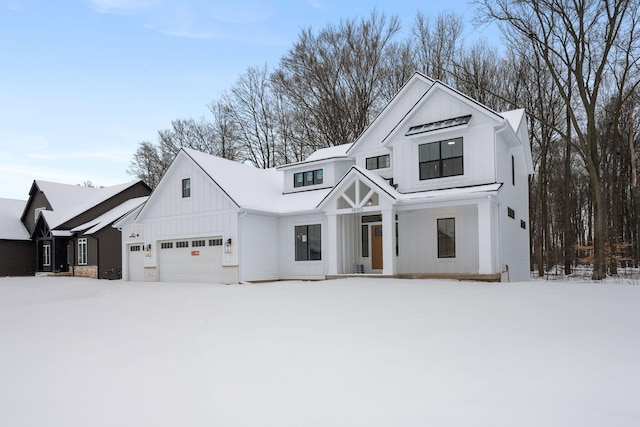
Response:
[43,244,51,267]
[78,238,88,265]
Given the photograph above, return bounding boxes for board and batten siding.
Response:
[134,152,240,279]
[389,95,498,194]
[238,213,279,282]
[278,213,326,280]
[395,205,479,275]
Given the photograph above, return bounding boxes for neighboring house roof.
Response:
[72,196,149,235]
[25,180,146,229]
[0,199,30,240]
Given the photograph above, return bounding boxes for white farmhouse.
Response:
[117,73,533,283]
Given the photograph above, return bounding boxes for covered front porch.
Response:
[318,168,503,280]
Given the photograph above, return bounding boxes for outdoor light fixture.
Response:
[145,244,152,257]
[225,238,232,254]
[366,198,374,207]
[129,233,139,238]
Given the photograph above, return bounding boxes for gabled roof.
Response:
[0,199,30,240]
[347,72,436,155]
[22,180,147,229]
[181,148,329,214]
[72,196,149,235]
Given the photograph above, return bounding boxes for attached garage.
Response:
[127,244,145,281]
[158,238,224,283]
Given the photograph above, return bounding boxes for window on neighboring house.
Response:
[295,224,322,261]
[366,154,390,170]
[419,138,463,180]
[182,178,191,198]
[78,238,87,265]
[43,244,51,266]
[294,169,323,187]
[437,218,456,258]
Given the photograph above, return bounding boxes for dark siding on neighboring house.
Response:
[70,226,123,279]
[0,240,36,276]
[22,191,51,236]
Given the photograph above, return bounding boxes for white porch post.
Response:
[327,214,339,275]
[382,208,396,276]
[477,198,495,275]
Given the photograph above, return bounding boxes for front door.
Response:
[371,224,383,270]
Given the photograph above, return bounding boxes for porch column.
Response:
[382,208,396,276]
[327,214,339,275]
[477,198,495,274]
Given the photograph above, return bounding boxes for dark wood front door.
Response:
[371,224,383,270]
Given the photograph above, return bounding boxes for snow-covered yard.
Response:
[0,276,638,426]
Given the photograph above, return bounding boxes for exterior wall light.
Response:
[225,238,232,254]
[145,244,152,257]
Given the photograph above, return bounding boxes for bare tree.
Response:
[476,0,640,279]
[412,11,463,83]
[127,140,166,189]
[273,10,402,149]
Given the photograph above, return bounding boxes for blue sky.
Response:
[0,0,498,200]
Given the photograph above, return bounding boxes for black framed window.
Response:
[437,218,456,258]
[419,138,463,180]
[511,155,515,186]
[508,207,515,219]
[182,178,191,198]
[294,169,323,187]
[362,224,369,257]
[295,224,322,261]
[366,154,390,170]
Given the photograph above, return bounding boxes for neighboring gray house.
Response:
[0,198,35,276]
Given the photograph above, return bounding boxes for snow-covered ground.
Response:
[1,276,639,427]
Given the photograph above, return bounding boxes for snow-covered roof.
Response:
[30,180,144,228]
[305,143,352,162]
[72,196,149,235]
[183,149,330,214]
[500,109,526,133]
[0,199,30,240]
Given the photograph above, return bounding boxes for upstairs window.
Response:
[182,178,191,198]
[419,138,463,180]
[294,169,323,188]
[366,154,390,170]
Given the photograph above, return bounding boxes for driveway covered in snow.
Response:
[1,276,639,426]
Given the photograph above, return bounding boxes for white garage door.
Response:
[158,238,224,283]
[127,244,145,281]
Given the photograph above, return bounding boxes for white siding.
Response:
[395,205,479,274]
[282,159,353,194]
[495,132,531,281]
[238,213,279,282]
[278,213,326,279]
[136,153,240,281]
[387,91,498,193]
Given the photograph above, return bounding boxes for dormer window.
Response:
[366,154,390,170]
[294,169,323,188]
[419,138,463,180]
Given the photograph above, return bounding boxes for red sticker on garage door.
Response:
[191,250,200,256]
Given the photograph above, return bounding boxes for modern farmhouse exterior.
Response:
[117,73,533,283]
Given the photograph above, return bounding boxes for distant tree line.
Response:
[128,2,640,280]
